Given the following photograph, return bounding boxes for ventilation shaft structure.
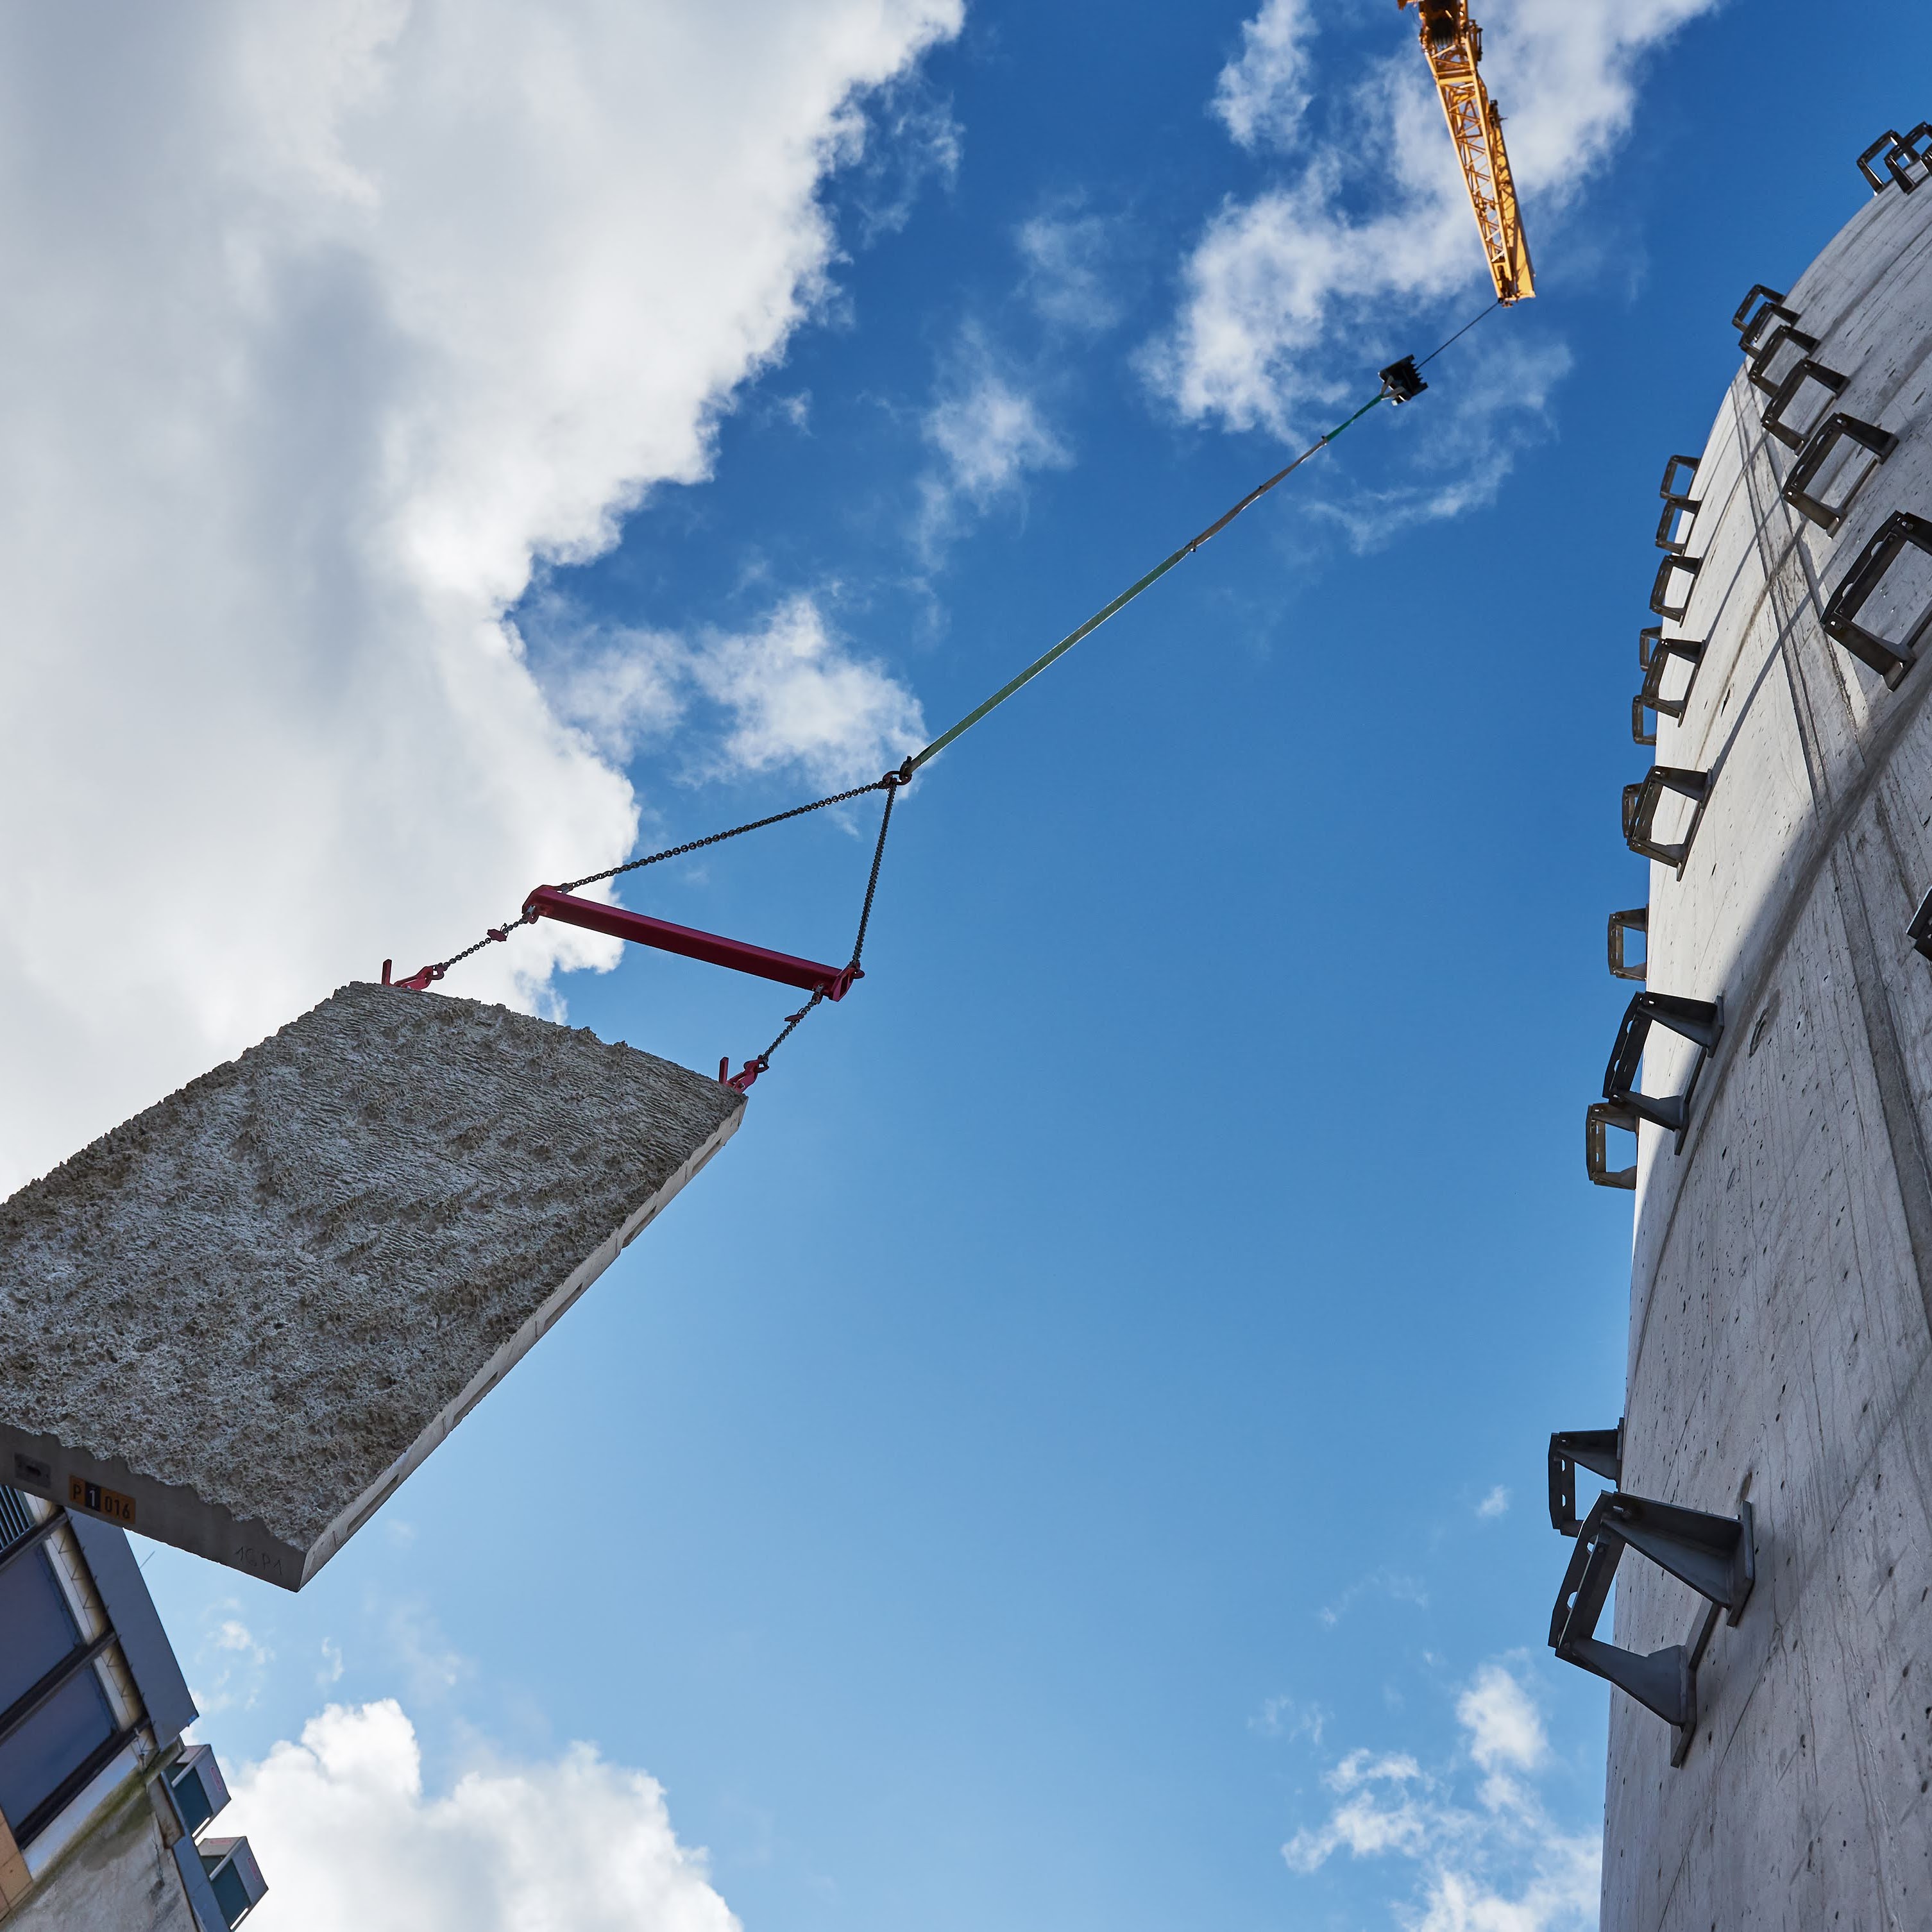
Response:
[1548,126,1932,1929]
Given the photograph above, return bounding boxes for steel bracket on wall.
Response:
[1548,1490,1754,1767]
[1607,908,1647,981]
[1731,284,1795,354]
[1602,989,1723,1149]
[1747,323,1820,398]
[1783,413,1898,532]
[1908,885,1932,962]
[1584,1099,1639,1189]
[1623,765,1710,869]
[1762,359,1848,452]
[1859,124,1932,194]
[1648,552,1701,622]
[1632,638,1706,742]
[1823,510,1932,687]
[1654,453,1701,555]
[1548,1423,1623,1536]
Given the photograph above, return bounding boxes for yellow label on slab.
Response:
[68,1476,135,1525]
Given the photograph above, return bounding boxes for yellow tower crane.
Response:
[1399,0,1534,303]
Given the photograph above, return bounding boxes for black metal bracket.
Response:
[1633,637,1706,741]
[1654,453,1701,556]
[1654,498,1699,557]
[1783,413,1898,532]
[1822,510,1932,688]
[1585,1098,1639,1190]
[1763,358,1847,452]
[1746,322,1820,399]
[1548,1423,1623,1536]
[1649,552,1701,622]
[1603,989,1723,1148]
[1608,908,1647,982]
[1657,452,1699,499]
[1859,124,1932,195]
[1731,284,1793,353]
[1910,885,1932,962]
[1623,765,1710,869]
[1860,131,1906,193]
[1548,1489,1754,1765]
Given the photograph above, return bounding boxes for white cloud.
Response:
[0,0,960,1192]
[1015,203,1128,333]
[686,596,926,786]
[1250,1693,1326,1743]
[1318,1568,1430,1627]
[226,1700,738,1932]
[1476,1486,1511,1520]
[530,593,923,790]
[917,326,1071,554]
[1149,0,1720,508]
[1281,1661,1595,1931]
[842,69,963,242]
[1457,1664,1546,1774]
[1212,0,1316,152]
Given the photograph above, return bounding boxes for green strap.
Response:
[909,391,1389,771]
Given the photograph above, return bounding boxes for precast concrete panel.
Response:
[1595,178,1932,1929]
[0,983,744,1589]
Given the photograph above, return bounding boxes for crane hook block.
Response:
[522,885,863,1001]
[1380,356,1428,404]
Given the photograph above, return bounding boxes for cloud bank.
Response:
[0,0,956,1190]
[226,1700,736,1932]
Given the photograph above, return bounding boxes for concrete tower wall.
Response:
[1597,176,1932,1928]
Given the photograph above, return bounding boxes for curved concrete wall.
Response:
[1599,178,1932,1929]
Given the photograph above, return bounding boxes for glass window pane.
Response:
[0,1669,117,1835]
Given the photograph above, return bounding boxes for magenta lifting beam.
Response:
[520,886,863,1002]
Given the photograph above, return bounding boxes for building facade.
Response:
[0,1486,266,1929]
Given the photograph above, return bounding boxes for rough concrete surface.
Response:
[1591,176,1932,1928]
[8,1776,196,1932]
[0,983,743,1589]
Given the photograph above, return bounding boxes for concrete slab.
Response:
[0,983,743,1589]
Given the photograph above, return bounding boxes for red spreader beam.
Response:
[521,886,862,1002]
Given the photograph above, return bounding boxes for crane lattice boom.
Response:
[1400,0,1534,304]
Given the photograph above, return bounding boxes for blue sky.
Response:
[7,2,1926,1928]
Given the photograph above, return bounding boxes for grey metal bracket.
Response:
[1762,358,1847,452]
[1633,637,1706,740]
[1623,765,1710,870]
[1822,509,1932,688]
[1585,1098,1639,1190]
[1548,1489,1754,1766]
[1631,698,1656,749]
[1548,1422,1623,1536]
[1638,624,1661,671]
[1603,988,1724,1149]
[1783,412,1898,532]
[1747,322,1821,398]
[1909,885,1932,962]
[1731,284,1793,352]
[1608,908,1647,981]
